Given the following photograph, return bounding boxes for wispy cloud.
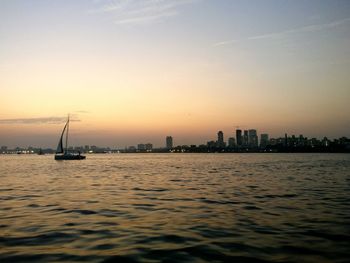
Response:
[0,116,81,125]
[91,0,201,25]
[214,17,350,47]
[213,39,237,47]
[74,110,90,114]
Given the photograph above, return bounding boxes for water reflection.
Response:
[1,154,350,262]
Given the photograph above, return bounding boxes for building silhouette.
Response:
[243,130,249,147]
[260,134,269,148]
[236,129,242,146]
[166,136,173,149]
[137,144,146,151]
[248,129,258,147]
[228,137,236,148]
[145,143,153,151]
[217,131,225,148]
[1,146,7,153]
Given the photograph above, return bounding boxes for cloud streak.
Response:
[0,116,81,125]
[214,17,350,47]
[91,0,201,25]
[74,110,90,114]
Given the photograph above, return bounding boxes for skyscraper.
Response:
[236,129,242,146]
[243,130,249,146]
[217,131,225,148]
[260,134,269,148]
[248,129,258,147]
[284,133,288,147]
[166,136,173,149]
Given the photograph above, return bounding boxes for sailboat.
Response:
[54,116,86,160]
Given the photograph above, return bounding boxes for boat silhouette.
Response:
[55,115,86,160]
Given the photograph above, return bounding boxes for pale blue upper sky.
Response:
[1,0,350,147]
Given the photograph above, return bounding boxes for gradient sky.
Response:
[1,0,350,148]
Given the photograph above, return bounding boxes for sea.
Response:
[0,153,349,262]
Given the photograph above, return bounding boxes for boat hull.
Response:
[54,154,86,160]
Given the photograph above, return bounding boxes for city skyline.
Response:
[1,127,349,151]
[1,0,350,148]
[0,116,349,148]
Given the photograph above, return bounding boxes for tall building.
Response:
[166,136,173,149]
[236,129,242,146]
[248,129,258,147]
[228,137,236,148]
[260,134,269,148]
[284,133,288,147]
[299,135,306,146]
[243,130,249,146]
[217,131,225,148]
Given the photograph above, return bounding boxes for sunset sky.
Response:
[1,0,350,148]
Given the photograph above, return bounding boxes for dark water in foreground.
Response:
[0,153,349,262]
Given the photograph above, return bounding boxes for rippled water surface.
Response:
[1,153,350,262]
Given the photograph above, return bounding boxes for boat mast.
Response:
[65,115,69,153]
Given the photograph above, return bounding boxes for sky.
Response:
[1,0,350,148]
